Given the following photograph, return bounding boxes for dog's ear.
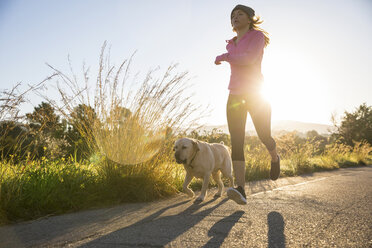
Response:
[192,140,200,152]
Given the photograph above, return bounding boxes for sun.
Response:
[261,52,330,123]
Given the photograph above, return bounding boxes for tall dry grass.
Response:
[42,43,204,165]
[318,140,372,168]
[34,42,208,202]
[243,132,372,180]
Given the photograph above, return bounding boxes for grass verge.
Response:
[0,156,183,225]
[1,138,371,225]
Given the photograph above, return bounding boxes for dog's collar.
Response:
[186,149,198,169]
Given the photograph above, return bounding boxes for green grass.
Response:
[0,156,182,225]
[1,137,371,226]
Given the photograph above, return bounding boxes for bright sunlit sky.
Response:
[1,0,371,126]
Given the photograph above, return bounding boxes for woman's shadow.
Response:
[267,211,286,248]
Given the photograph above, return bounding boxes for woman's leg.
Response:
[226,94,247,188]
[248,95,280,180]
[248,95,277,160]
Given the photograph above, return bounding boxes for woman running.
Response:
[215,5,280,205]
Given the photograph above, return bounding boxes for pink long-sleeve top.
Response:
[219,29,265,95]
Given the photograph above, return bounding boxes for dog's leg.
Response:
[183,172,195,197]
[228,175,234,187]
[197,172,211,201]
[212,171,224,198]
[221,159,234,187]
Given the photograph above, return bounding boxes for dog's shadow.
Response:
[204,210,245,247]
[79,197,240,247]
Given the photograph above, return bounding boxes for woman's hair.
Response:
[232,14,270,47]
[250,16,270,47]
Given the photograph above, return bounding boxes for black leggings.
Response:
[226,93,276,161]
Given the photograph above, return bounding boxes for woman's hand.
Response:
[215,53,228,65]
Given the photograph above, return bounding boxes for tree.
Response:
[66,104,98,160]
[25,102,67,159]
[333,103,372,146]
[306,130,328,155]
[189,128,230,147]
[26,102,63,138]
[0,121,32,160]
[108,106,132,127]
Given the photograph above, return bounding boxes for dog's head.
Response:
[174,138,200,164]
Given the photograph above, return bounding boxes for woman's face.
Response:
[231,9,251,31]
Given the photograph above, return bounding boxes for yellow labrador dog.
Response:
[174,138,234,201]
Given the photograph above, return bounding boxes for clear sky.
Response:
[1,0,371,126]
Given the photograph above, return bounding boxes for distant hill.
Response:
[271,120,335,135]
[196,120,335,137]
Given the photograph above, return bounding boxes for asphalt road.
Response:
[1,166,371,248]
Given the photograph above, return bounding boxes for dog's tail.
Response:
[220,141,231,154]
[220,141,232,154]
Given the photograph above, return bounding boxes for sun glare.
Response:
[262,52,330,123]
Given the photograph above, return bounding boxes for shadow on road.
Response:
[204,210,244,248]
[267,211,286,248]
[0,200,151,248]
[79,197,229,247]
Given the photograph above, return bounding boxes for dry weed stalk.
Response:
[41,42,205,164]
[0,75,55,122]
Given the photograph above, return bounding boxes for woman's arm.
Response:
[216,32,265,65]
